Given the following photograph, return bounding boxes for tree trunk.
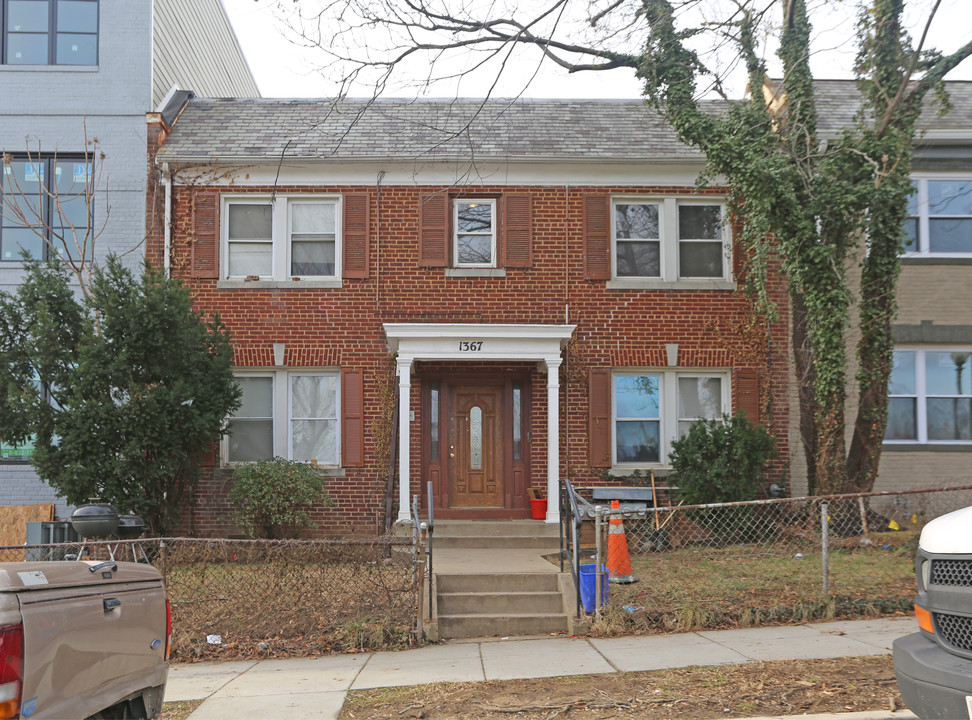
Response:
[801,249,852,496]
[792,288,819,494]
[846,163,907,493]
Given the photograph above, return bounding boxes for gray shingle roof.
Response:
[157,81,972,165]
[792,79,972,135]
[156,97,712,164]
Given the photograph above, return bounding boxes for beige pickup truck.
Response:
[0,560,169,720]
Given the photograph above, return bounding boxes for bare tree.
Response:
[271,0,972,495]
[1,128,110,298]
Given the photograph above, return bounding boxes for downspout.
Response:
[162,162,172,278]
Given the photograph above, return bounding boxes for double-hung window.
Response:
[613,370,727,465]
[614,202,660,277]
[904,178,972,256]
[223,196,340,280]
[678,204,725,277]
[417,192,532,271]
[3,0,98,65]
[454,199,496,267]
[610,198,727,281]
[1,155,92,262]
[887,349,972,443]
[227,371,340,465]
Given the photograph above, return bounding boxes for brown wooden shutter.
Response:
[341,368,364,467]
[735,368,760,423]
[418,193,449,267]
[589,368,612,466]
[343,192,370,279]
[503,193,533,267]
[583,194,610,280]
[191,192,219,278]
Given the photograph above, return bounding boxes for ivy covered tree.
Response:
[283,0,972,494]
[636,0,971,495]
[0,257,241,534]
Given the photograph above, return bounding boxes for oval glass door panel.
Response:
[469,406,483,470]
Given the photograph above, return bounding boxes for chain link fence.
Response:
[579,485,972,631]
[0,536,421,661]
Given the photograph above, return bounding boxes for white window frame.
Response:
[905,175,972,257]
[886,347,972,445]
[225,369,341,466]
[221,195,342,281]
[611,197,730,282]
[612,199,663,279]
[287,372,340,464]
[612,369,730,467]
[453,198,497,268]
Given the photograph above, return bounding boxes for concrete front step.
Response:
[437,572,560,593]
[439,590,564,615]
[435,570,570,639]
[431,523,570,639]
[433,535,560,550]
[437,613,569,638]
[434,520,560,538]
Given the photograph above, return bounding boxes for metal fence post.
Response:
[594,506,603,617]
[416,522,427,637]
[820,501,830,596]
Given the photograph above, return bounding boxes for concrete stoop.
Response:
[432,520,572,639]
[436,572,569,638]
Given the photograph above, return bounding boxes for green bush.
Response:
[229,457,332,538]
[669,412,776,506]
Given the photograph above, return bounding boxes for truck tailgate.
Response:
[0,562,168,719]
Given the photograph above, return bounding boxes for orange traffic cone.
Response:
[607,499,638,583]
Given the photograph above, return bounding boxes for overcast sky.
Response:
[222,0,972,100]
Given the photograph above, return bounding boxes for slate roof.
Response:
[788,79,972,135]
[156,81,972,165]
[156,97,715,164]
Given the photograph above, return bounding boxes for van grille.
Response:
[935,613,972,653]
[930,559,972,587]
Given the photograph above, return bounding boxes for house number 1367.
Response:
[458,341,483,352]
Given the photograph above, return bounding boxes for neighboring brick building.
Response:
[150,97,790,537]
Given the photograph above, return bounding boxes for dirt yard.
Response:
[339,655,903,719]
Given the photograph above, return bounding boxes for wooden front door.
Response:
[449,385,503,508]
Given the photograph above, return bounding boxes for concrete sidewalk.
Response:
[166,616,918,720]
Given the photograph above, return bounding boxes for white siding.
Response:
[153,0,260,107]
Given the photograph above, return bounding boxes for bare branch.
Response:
[0,125,112,300]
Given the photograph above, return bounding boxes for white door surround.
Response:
[384,323,576,523]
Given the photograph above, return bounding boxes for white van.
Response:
[894,506,972,719]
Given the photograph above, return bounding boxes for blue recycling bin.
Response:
[579,564,609,613]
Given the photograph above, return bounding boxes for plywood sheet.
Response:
[0,504,56,546]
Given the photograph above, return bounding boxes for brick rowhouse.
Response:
[147,98,789,538]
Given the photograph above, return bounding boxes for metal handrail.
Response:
[410,485,436,630]
[426,481,434,622]
[560,478,588,619]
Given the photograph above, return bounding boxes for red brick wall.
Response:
[156,182,790,537]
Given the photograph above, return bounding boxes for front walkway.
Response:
[166,616,917,720]
[432,546,563,573]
